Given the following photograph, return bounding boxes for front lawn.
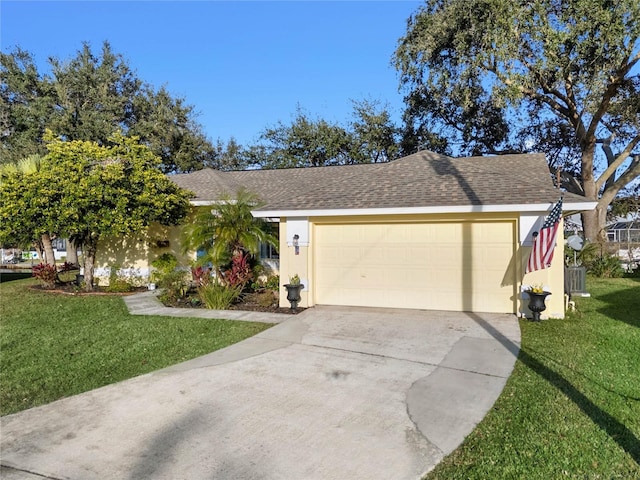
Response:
[0,278,273,416]
[426,276,640,479]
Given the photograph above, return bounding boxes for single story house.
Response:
[96,150,596,319]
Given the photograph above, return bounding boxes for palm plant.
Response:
[181,189,278,281]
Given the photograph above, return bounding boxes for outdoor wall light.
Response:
[293,234,300,255]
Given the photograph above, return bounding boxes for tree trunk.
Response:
[580,144,605,243]
[41,233,56,266]
[32,240,44,263]
[581,209,606,244]
[66,238,79,266]
[83,237,98,292]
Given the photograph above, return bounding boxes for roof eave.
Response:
[251,201,598,218]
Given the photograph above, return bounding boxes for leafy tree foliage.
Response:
[129,85,218,173]
[249,102,402,169]
[394,0,640,241]
[0,132,192,290]
[0,49,56,164]
[212,137,251,171]
[255,107,354,168]
[0,154,58,265]
[349,100,401,163]
[1,42,217,173]
[48,42,141,144]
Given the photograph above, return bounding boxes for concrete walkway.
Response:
[122,290,294,323]
[1,295,521,480]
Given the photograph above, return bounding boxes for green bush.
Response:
[151,253,178,283]
[106,279,134,293]
[588,254,624,278]
[198,280,242,310]
[265,274,279,290]
[150,254,189,302]
[157,270,189,303]
[106,265,135,293]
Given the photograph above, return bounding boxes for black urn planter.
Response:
[527,291,551,322]
[284,283,304,309]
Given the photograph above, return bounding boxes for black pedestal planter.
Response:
[284,283,304,309]
[528,291,551,321]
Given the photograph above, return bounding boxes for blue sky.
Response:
[1,1,424,145]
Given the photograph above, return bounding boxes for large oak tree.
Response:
[394,0,640,241]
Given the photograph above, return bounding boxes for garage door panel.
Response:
[314,221,515,313]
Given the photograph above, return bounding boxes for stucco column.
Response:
[279,218,311,308]
[520,219,566,319]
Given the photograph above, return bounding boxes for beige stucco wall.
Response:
[95,217,195,286]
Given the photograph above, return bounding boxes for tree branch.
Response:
[596,133,640,191]
[494,69,572,119]
[586,50,640,140]
[598,154,640,209]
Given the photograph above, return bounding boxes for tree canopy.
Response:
[0,132,193,290]
[1,41,217,173]
[0,154,59,264]
[394,0,640,240]
[245,101,402,169]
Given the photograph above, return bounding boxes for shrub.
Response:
[106,279,134,293]
[191,265,211,287]
[224,252,252,288]
[265,274,279,290]
[255,290,277,308]
[157,270,189,303]
[150,253,178,284]
[252,274,280,292]
[32,263,58,289]
[150,254,188,302]
[588,254,624,278]
[198,280,242,310]
[57,261,77,272]
[105,265,135,293]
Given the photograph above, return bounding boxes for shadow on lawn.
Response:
[595,277,640,329]
[467,312,640,464]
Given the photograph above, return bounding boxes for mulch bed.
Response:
[29,283,147,296]
[32,282,304,314]
[168,291,305,315]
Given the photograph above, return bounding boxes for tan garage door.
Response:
[314,221,516,313]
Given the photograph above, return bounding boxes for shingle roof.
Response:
[169,150,592,212]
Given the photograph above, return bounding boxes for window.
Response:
[259,242,279,260]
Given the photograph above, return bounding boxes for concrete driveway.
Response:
[1,305,520,480]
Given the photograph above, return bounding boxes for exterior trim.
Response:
[251,201,597,218]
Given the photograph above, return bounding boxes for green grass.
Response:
[0,278,273,416]
[426,276,640,479]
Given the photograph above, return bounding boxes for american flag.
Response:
[526,197,563,273]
